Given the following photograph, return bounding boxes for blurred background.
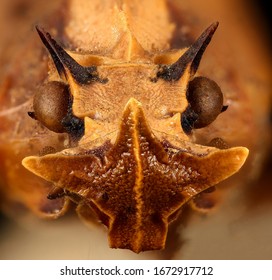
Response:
[0,0,271,259]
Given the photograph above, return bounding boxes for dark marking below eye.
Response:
[61,110,84,140]
[181,106,198,134]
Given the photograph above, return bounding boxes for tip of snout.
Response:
[125,97,142,108]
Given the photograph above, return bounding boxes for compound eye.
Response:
[181,76,225,134]
[33,81,70,133]
[187,76,224,128]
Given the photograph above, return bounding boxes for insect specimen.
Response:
[0,0,270,254]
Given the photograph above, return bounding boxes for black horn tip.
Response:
[209,21,219,32]
[35,26,101,85]
[157,21,220,82]
[35,25,67,78]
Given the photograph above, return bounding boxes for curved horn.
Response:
[36,26,98,84]
[157,22,219,81]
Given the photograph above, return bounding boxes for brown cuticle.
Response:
[33,81,70,133]
[186,76,224,129]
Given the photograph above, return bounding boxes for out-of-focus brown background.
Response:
[0,0,271,259]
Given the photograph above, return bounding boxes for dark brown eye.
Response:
[33,81,70,133]
[181,76,226,134]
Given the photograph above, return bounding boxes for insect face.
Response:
[21,14,248,253]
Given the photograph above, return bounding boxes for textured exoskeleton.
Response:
[0,0,270,253]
